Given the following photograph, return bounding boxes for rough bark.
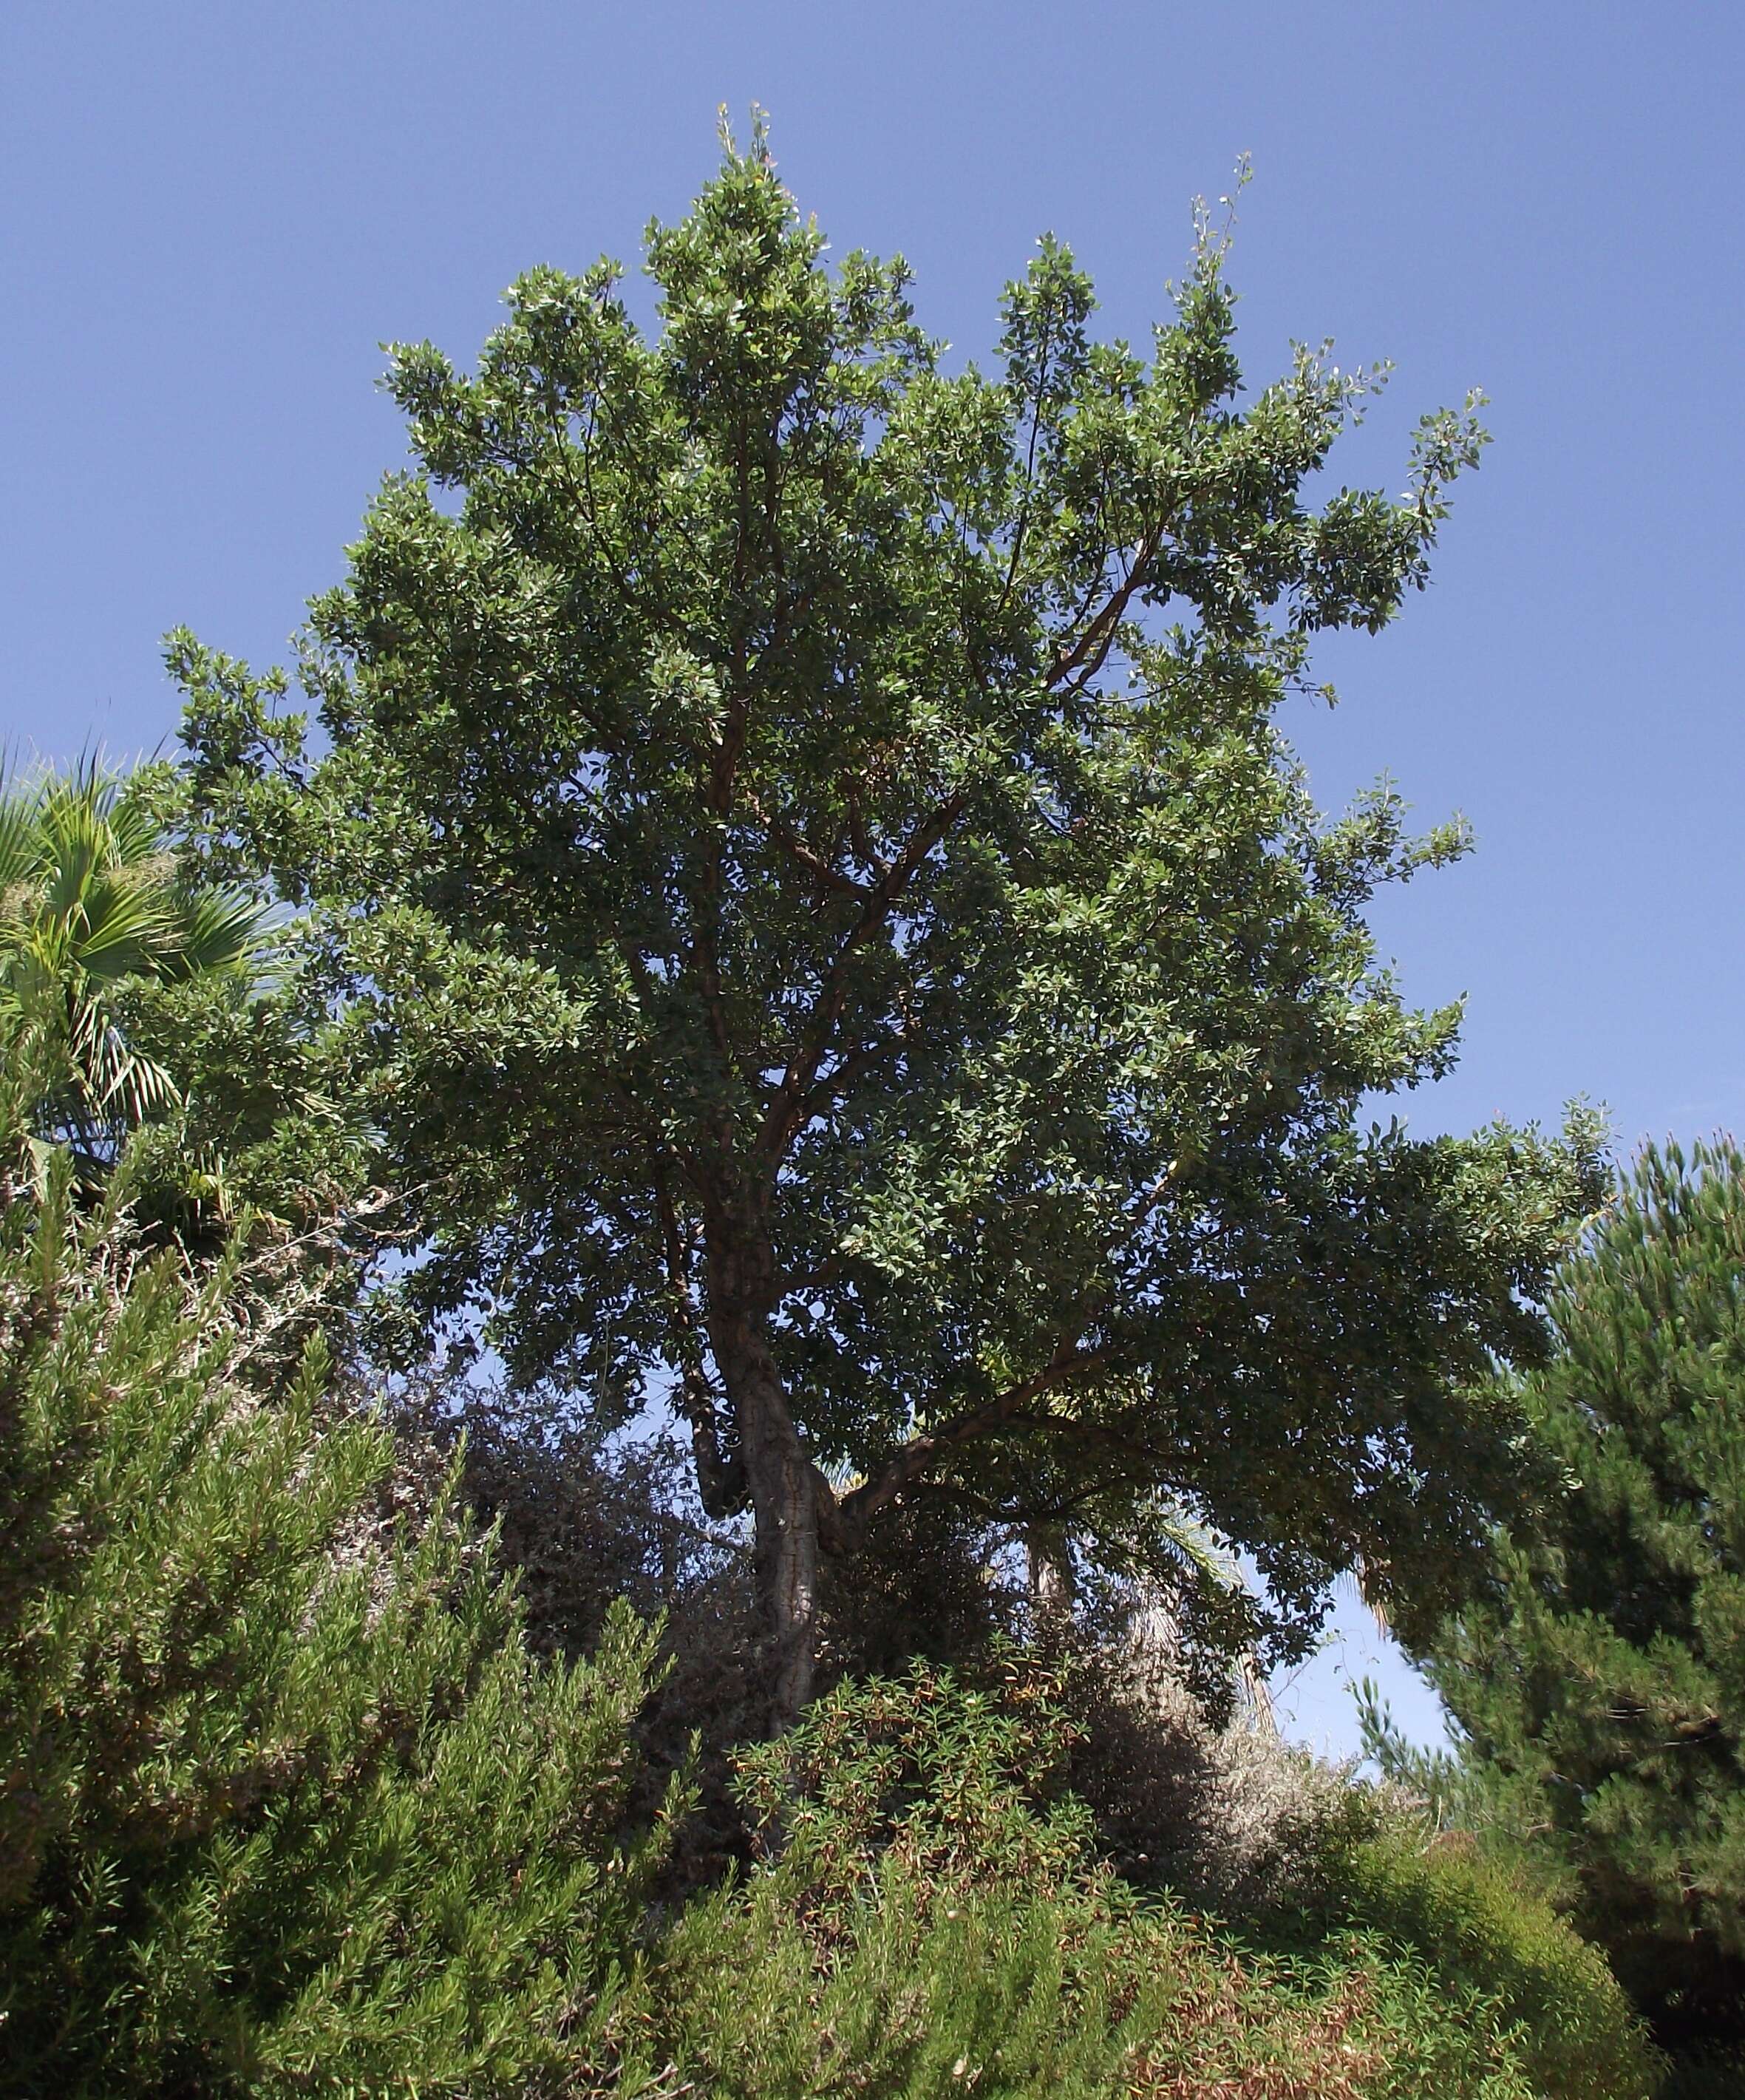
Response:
[677,1361,749,1523]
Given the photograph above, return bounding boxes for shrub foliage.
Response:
[0,1110,678,2096]
[639,1657,1657,2099]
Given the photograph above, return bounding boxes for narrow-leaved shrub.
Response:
[633,1655,1637,2099]
[0,1124,680,2096]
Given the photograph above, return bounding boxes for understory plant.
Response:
[630,1655,1659,2099]
[0,1086,682,2096]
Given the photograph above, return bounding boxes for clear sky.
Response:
[4,1,1741,1753]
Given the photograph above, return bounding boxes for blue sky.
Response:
[4,1,1741,1753]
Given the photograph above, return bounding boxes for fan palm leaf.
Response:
[0,760,270,1163]
[1025,1495,1277,1730]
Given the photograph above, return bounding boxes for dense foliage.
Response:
[1377,1142,1745,2068]
[174,124,1602,1716]
[4,127,1732,2090]
[643,1659,1659,2099]
[0,1095,680,2095]
[0,1058,1663,2096]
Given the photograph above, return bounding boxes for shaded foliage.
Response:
[636,1656,1656,2099]
[1377,1141,1745,2067]
[0,1097,681,2096]
[0,1064,1659,2096]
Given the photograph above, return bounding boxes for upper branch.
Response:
[744,791,872,900]
[1045,520,1166,692]
[755,786,967,1168]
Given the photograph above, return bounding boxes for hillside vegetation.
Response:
[2,129,1738,2093]
[0,1081,1661,2096]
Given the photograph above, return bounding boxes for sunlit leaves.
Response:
[0,761,268,1162]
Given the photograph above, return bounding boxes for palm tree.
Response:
[1027,1498,1278,1730]
[0,760,267,1173]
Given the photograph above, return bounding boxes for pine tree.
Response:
[1401,1140,1745,2061]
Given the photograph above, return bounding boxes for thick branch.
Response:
[744,791,871,900]
[797,1025,912,1123]
[655,1155,747,1518]
[1045,520,1166,692]
[833,1343,1109,1549]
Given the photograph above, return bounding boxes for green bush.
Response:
[0,1125,681,2096]
[0,1067,1676,2100]
[630,1655,1631,2099]
[1285,1810,1662,2100]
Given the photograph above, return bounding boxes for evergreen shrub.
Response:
[632,1654,1644,2099]
[1285,1813,1663,2100]
[1054,1624,1357,1912]
[0,1111,681,2096]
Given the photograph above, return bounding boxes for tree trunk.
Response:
[704,1217,826,1729]
[1026,1520,1075,1617]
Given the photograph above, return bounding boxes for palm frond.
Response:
[167,883,273,979]
[1146,1501,1248,1594]
[0,784,42,891]
[1336,1560,1394,1638]
[37,803,110,923]
[0,755,271,1163]
[60,873,177,982]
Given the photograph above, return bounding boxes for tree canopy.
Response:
[175,123,1604,1717]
